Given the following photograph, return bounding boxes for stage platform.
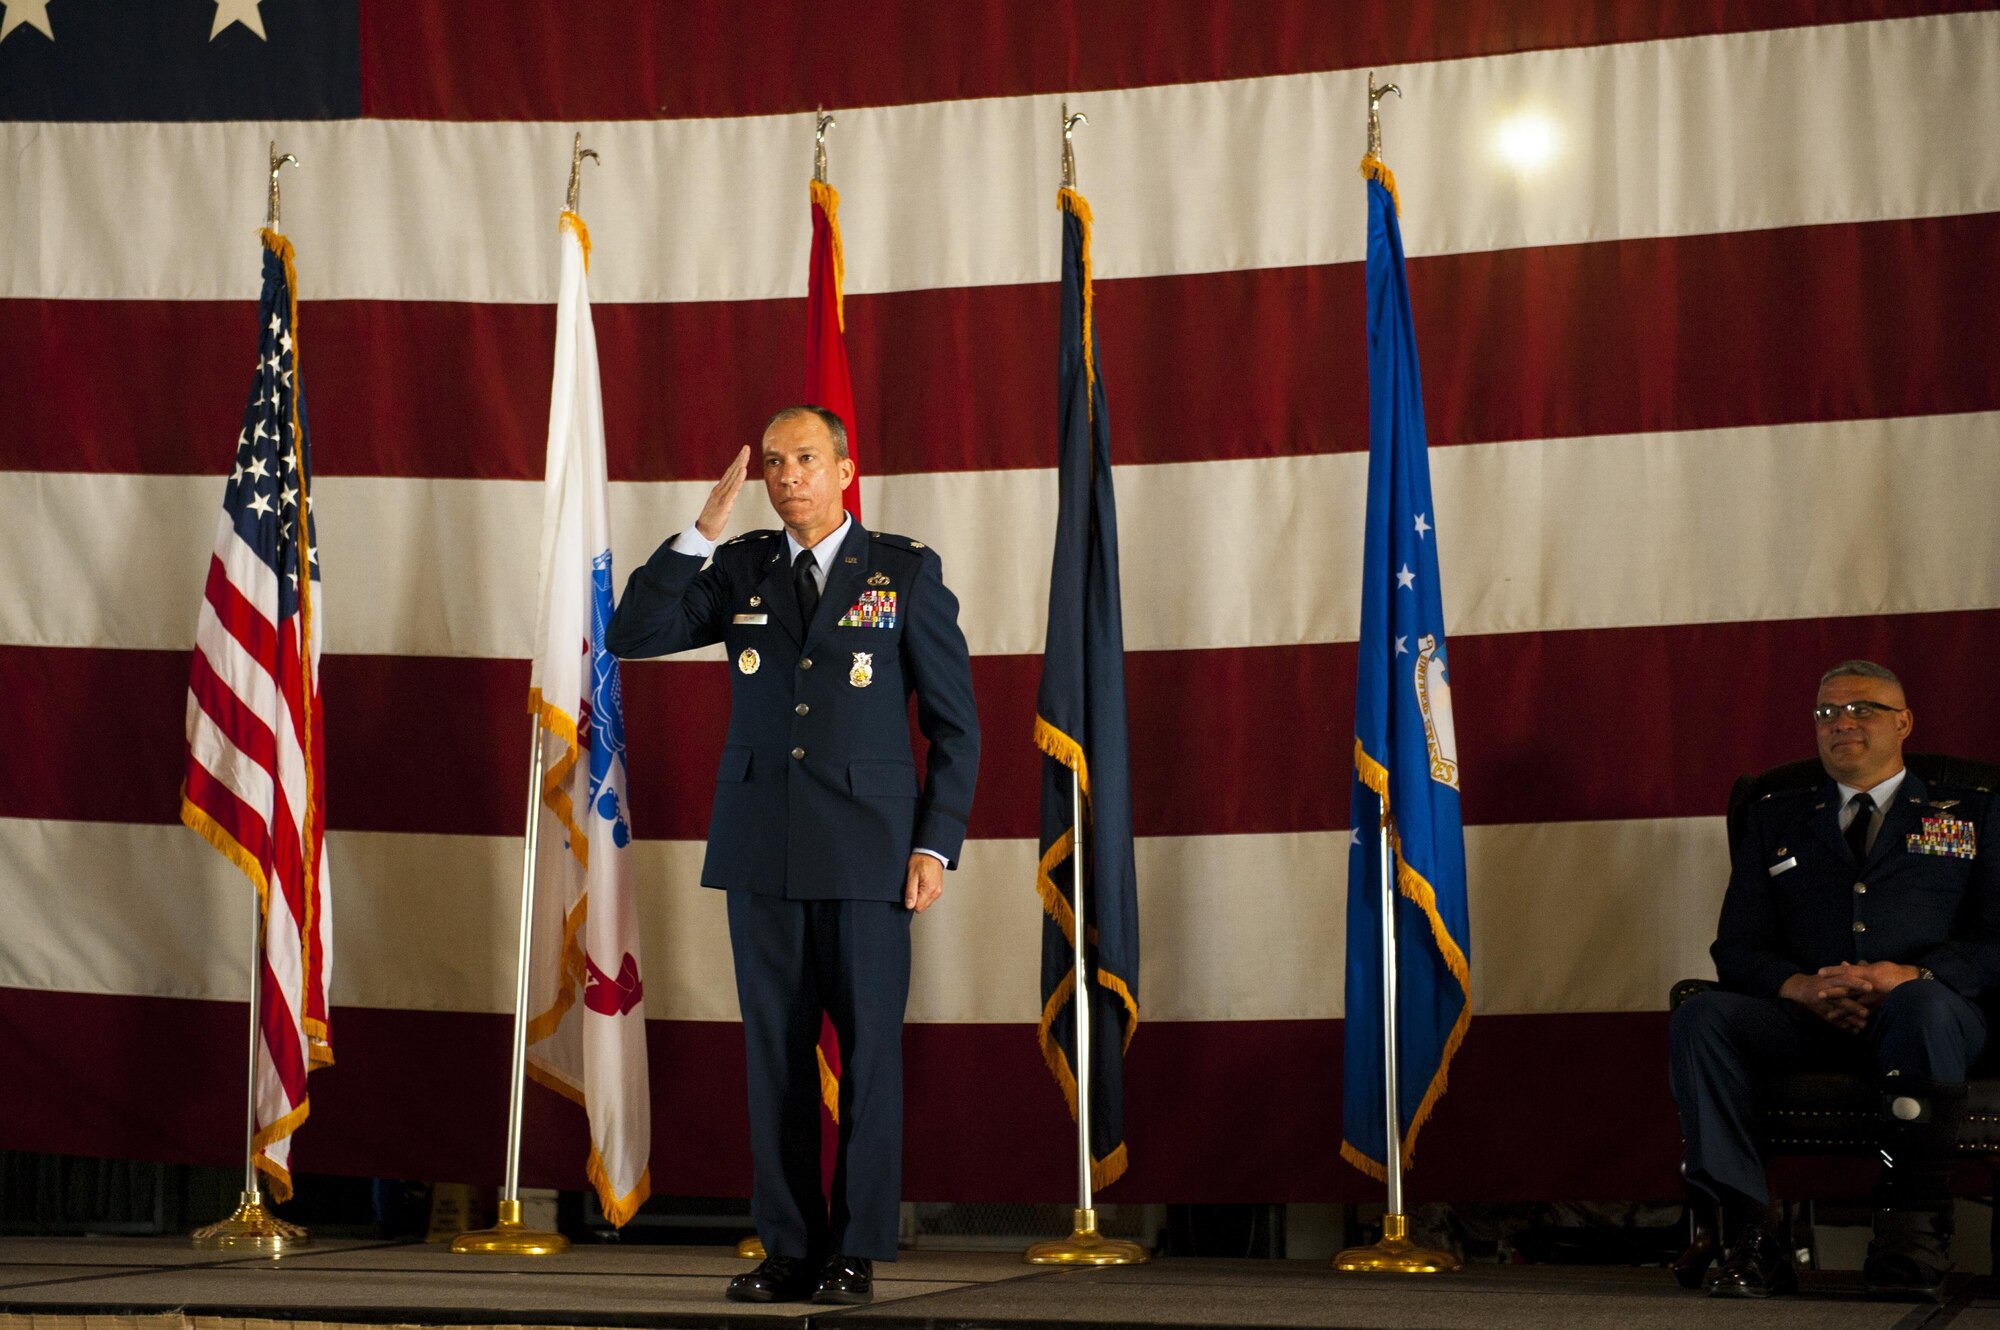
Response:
[0,1238,1993,1330]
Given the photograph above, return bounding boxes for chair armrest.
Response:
[1670,978,1719,1010]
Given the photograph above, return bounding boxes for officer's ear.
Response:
[1896,706,1914,744]
[837,454,856,491]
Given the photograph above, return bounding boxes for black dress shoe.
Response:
[726,1254,817,1303]
[811,1254,874,1305]
[1707,1225,1797,1299]
[1863,1209,1951,1304]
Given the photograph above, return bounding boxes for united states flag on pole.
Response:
[522,207,652,1225]
[179,227,331,1202]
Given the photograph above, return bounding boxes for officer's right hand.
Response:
[1779,972,1870,1032]
[695,445,752,541]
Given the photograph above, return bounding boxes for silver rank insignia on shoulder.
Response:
[738,648,761,675]
[910,540,925,549]
[849,652,873,688]
[867,572,891,587]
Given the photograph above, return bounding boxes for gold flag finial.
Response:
[266,142,298,228]
[1061,103,1088,189]
[565,132,600,213]
[814,109,836,184]
[1367,72,1402,159]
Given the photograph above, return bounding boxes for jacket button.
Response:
[1853,921,1866,932]
[801,658,814,669]
[795,703,810,716]
[1854,883,1867,894]
[791,747,806,760]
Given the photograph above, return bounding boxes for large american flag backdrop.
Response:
[3,1,1997,1204]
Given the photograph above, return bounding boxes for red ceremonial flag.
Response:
[804,173,855,1153]
[807,177,860,520]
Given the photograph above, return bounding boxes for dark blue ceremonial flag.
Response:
[1034,186,1140,1192]
[1340,158,1473,1183]
[0,0,359,121]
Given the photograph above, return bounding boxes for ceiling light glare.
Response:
[1493,112,1559,174]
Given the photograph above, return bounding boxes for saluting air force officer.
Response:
[1671,660,2000,1303]
[606,405,979,1306]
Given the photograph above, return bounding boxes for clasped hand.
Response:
[1779,961,1921,1032]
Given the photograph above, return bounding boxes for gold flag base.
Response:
[191,1191,310,1253]
[451,1199,570,1256]
[736,1235,766,1259]
[1024,1208,1150,1265]
[1333,1212,1459,1273]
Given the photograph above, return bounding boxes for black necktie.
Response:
[1845,792,1875,864]
[794,547,820,624]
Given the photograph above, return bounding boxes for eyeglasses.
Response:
[1812,700,1905,724]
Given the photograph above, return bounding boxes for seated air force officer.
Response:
[605,406,979,1306]
[1671,660,2000,1302]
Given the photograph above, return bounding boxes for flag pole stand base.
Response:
[191,1191,310,1253]
[451,1199,570,1256]
[736,1236,766,1259]
[1025,1208,1150,1265]
[1333,1212,1458,1274]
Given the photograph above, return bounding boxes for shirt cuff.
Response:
[914,848,948,866]
[672,524,716,558]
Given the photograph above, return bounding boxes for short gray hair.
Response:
[764,404,849,459]
[1820,659,1902,690]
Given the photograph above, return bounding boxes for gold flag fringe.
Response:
[810,178,846,333]
[816,1044,840,1122]
[1056,187,1097,419]
[561,209,592,273]
[259,226,325,1064]
[1359,153,1402,218]
[528,688,590,869]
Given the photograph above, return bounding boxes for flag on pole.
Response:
[1034,186,1140,1192]
[1339,154,1473,1182]
[807,176,862,522]
[180,228,332,1202]
[804,171,854,1127]
[522,208,652,1225]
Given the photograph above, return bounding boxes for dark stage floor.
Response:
[0,1237,1994,1329]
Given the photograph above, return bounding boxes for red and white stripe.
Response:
[181,514,330,1200]
[3,2,1998,1203]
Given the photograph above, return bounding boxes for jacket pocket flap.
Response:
[848,761,918,797]
[716,746,754,783]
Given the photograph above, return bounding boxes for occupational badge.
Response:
[867,572,891,587]
[1908,814,1977,859]
[837,590,897,629]
[849,652,874,688]
[738,648,761,675]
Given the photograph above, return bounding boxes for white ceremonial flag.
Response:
[523,209,651,1225]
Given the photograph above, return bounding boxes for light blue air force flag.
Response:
[1340,157,1473,1182]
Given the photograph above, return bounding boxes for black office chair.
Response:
[1671,752,2000,1285]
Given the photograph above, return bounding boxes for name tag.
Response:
[733,613,769,625]
[1767,857,1797,877]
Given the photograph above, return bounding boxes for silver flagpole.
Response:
[455,713,569,1255]
[1378,816,1403,1217]
[1333,799,1457,1272]
[1071,768,1095,1217]
[1026,765,1146,1265]
[191,885,310,1251]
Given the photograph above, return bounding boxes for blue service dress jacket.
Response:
[604,519,980,901]
[1713,772,2000,1000]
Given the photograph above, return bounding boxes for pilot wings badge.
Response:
[849,652,874,688]
[1415,634,1460,791]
